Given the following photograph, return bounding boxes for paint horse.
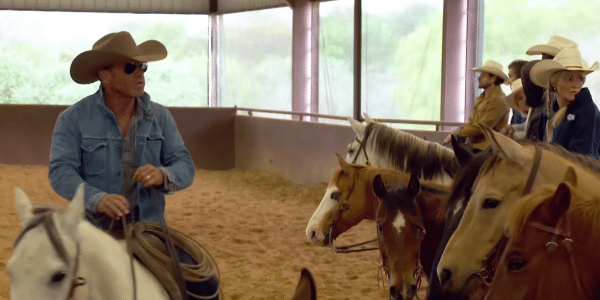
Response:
[306,153,449,250]
[373,174,445,300]
[346,116,459,186]
[8,185,317,300]
[486,169,600,300]
[438,126,600,298]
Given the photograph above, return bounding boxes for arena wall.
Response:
[0,105,450,184]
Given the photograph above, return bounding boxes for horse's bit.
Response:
[529,211,584,295]
[478,144,542,285]
[13,208,86,300]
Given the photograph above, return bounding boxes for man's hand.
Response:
[97,194,130,219]
[133,164,165,188]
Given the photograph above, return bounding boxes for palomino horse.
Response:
[8,185,317,300]
[437,126,600,298]
[306,153,449,248]
[346,116,458,186]
[373,174,445,300]
[486,170,600,300]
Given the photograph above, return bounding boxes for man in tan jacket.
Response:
[445,60,509,151]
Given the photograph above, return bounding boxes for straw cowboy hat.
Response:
[503,79,524,111]
[70,31,167,84]
[472,60,509,82]
[530,45,599,88]
[526,35,577,57]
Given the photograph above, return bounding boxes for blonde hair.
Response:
[546,71,586,142]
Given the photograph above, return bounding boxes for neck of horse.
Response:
[76,222,138,299]
[539,151,600,196]
[416,191,446,279]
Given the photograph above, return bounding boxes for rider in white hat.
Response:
[531,45,600,159]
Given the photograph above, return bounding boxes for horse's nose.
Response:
[407,284,417,299]
[389,286,400,300]
[440,269,452,286]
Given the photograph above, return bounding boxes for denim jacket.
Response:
[49,86,195,229]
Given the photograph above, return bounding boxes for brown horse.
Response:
[373,174,445,300]
[306,154,449,248]
[486,169,600,300]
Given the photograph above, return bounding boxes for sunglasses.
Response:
[124,62,148,75]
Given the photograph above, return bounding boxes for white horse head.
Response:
[8,184,169,300]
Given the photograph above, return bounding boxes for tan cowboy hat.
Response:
[70,31,167,84]
[472,60,509,82]
[526,35,577,57]
[530,45,599,88]
[503,79,524,111]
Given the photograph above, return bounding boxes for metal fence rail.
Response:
[235,106,464,132]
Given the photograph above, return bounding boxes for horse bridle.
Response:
[328,174,378,253]
[13,208,86,300]
[351,134,371,166]
[529,212,585,295]
[478,144,543,285]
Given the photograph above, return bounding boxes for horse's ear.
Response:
[63,183,85,234]
[336,153,353,174]
[538,183,571,226]
[562,166,577,188]
[372,174,387,200]
[347,116,366,139]
[451,135,473,166]
[364,113,375,123]
[481,124,528,165]
[14,187,34,227]
[408,174,421,198]
[290,268,317,300]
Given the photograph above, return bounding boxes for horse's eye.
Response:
[50,271,67,284]
[347,149,355,154]
[482,198,501,209]
[377,224,383,232]
[331,192,341,200]
[507,259,528,272]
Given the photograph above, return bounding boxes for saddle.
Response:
[121,222,221,300]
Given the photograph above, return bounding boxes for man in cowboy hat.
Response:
[444,60,509,151]
[49,31,195,230]
[530,45,600,159]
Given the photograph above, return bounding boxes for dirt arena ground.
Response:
[0,164,428,299]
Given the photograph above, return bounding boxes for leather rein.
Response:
[478,144,543,285]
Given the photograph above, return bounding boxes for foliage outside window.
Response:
[221,8,293,119]
[0,10,208,107]
[319,0,444,129]
[482,0,600,105]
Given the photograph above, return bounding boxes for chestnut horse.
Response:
[373,174,445,300]
[306,154,449,249]
[486,169,600,300]
[438,126,600,298]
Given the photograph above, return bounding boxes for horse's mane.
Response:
[508,183,600,240]
[436,150,492,221]
[481,141,600,177]
[365,123,459,180]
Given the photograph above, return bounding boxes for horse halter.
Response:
[479,144,543,285]
[351,134,371,166]
[377,220,426,299]
[529,211,584,294]
[13,208,86,300]
[327,177,378,253]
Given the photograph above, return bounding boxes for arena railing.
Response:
[234,106,464,132]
